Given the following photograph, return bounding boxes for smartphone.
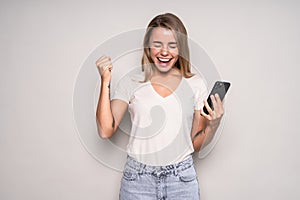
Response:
[203,81,231,115]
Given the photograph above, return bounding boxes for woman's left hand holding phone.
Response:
[201,94,224,131]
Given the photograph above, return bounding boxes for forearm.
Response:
[192,124,218,152]
[193,93,225,152]
[96,80,115,138]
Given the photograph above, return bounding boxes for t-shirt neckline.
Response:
[148,77,184,100]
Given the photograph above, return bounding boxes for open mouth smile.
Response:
[157,57,172,63]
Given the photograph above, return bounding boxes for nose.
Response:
[160,46,169,56]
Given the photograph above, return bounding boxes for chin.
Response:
[154,63,173,73]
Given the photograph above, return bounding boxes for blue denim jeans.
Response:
[119,155,200,200]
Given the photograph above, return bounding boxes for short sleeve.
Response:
[110,68,144,103]
[192,75,208,110]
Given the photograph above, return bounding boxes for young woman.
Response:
[96,13,224,200]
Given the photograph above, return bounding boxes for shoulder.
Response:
[111,67,145,101]
[184,73,207,90]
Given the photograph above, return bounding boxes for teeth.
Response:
[158,57,171,62]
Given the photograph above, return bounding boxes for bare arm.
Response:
[95,56,128,139]
[96,82,128,139]
[192,94,224,152]
[191,110,209,152]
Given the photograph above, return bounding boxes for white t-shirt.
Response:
[111,67,208,166]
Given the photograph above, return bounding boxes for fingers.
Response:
[200,109,212,121]
[95,55,113,76]
[96,55,111,64]
[107,64,113,71]
[200,94,224,121]
[200,99,213,121]
[214,94,224,116]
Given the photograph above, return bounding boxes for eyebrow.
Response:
[152,41,177,44]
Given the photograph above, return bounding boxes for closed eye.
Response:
[151,41,177,49]
[169,44,177,49]
[152,42,162,48]
[168,42,177,49]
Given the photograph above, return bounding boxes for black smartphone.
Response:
[203,81,231,115]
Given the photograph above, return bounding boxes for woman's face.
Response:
[149,27,179,74]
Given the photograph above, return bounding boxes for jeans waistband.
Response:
[125,155,194,177]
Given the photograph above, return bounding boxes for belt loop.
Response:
[139,162,144,174]
[173,163,178,176]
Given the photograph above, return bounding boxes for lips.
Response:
[157,57,172,63]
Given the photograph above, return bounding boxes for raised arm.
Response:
[95,56,128,139]
[191,94,224,152]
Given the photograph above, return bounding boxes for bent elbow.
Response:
[99,134,109,139]
[97,126,114,139]
[96,121,112,140]
[96,128,112,139]
[98,131,112,139]
[192,140,202,152]
[95,116,117,139]
[193,145,201,152]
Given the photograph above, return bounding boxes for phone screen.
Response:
[203,81,231,115]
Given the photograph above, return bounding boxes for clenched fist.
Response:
[96,55,113,83]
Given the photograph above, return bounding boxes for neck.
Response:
[152,67,181,78]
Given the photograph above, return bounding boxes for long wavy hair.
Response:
[141,13,194,82]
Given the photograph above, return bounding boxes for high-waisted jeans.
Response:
[119,155,200,200]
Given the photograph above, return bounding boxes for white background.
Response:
[1,0,300,199]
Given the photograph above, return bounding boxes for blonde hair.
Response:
[141,13,194,82]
